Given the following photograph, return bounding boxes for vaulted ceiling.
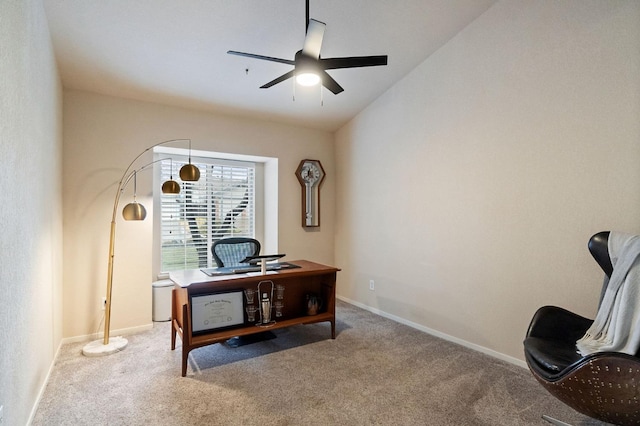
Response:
[44,0,496,132]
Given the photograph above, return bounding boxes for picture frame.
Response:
[190,290,245,334]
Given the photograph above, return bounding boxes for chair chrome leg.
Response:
[542,415,572,426]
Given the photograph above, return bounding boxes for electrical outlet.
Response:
[369,280,375,291]
[101,297,107,311]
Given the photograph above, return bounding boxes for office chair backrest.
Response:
[211,237,261,267]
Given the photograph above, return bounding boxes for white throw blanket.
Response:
[576,232,640,356]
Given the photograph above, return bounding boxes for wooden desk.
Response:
[170,260,339,376]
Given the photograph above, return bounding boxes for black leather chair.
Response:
[211,237,260,267]
[524,231,640,425]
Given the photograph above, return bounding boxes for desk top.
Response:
[169,259,340,288]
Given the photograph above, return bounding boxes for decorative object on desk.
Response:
[261,292,271,323]
[274,301,284,317]
[245,305,259,323]
[306,293,322,315]
[275,285,285,317]
[295,159,325,227]
[244,288,256,305]
[276,284,285,300]
[257,280,276,326]
[82,139,201,357]
[241,253,286,274]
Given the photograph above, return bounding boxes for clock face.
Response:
[297,160,324,186]
[301,162,321,184]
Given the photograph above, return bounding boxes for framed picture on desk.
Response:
[190,290,244,334]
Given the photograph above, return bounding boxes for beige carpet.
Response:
[32,301,608,425]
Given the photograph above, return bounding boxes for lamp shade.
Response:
[161,179,180,194]
[180,163,200,181]
[122,202,147,220]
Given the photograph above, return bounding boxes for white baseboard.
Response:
[336,295,528,370]
[61,323,154,345]
[28,339,64,425]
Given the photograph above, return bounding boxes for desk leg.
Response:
[171,289,177,350]
[331,319,336,339]
[181,303,189,377]
[171,322,175,350]
[182,350,188,377]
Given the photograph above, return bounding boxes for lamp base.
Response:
[82,336,128,357]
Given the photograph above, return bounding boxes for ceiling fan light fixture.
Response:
[296,71,320,86]
[226,2,387,95]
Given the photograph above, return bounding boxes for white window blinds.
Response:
[159,156,255,272]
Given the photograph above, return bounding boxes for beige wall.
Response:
[335,0,640,364]
[62,90,335,338]
[0,0,63,424]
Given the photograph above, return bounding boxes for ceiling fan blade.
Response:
[227,50,294,66]
[260,70,296,89]
[320,71,344,95]
[301,19,325,59]
[321,55,388,70]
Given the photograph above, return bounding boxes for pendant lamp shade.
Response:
[122,201,147,220]
[180,163,200,181]
[161,179,180,194]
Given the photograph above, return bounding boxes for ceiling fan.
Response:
[227,0,388,95]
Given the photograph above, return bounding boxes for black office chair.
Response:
[211,237,260,267]
[524,231,640,426]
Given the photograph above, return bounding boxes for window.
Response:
[159,155,256,272]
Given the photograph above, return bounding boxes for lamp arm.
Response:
[103,139,190,346]
[110,140,190,222]
[117,157,170,206]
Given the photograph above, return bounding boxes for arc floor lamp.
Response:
[82,139,201,357]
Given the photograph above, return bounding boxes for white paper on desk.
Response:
[216,274,247,280]
[246,271,277,277]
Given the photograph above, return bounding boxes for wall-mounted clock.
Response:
[295,159,325,227]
